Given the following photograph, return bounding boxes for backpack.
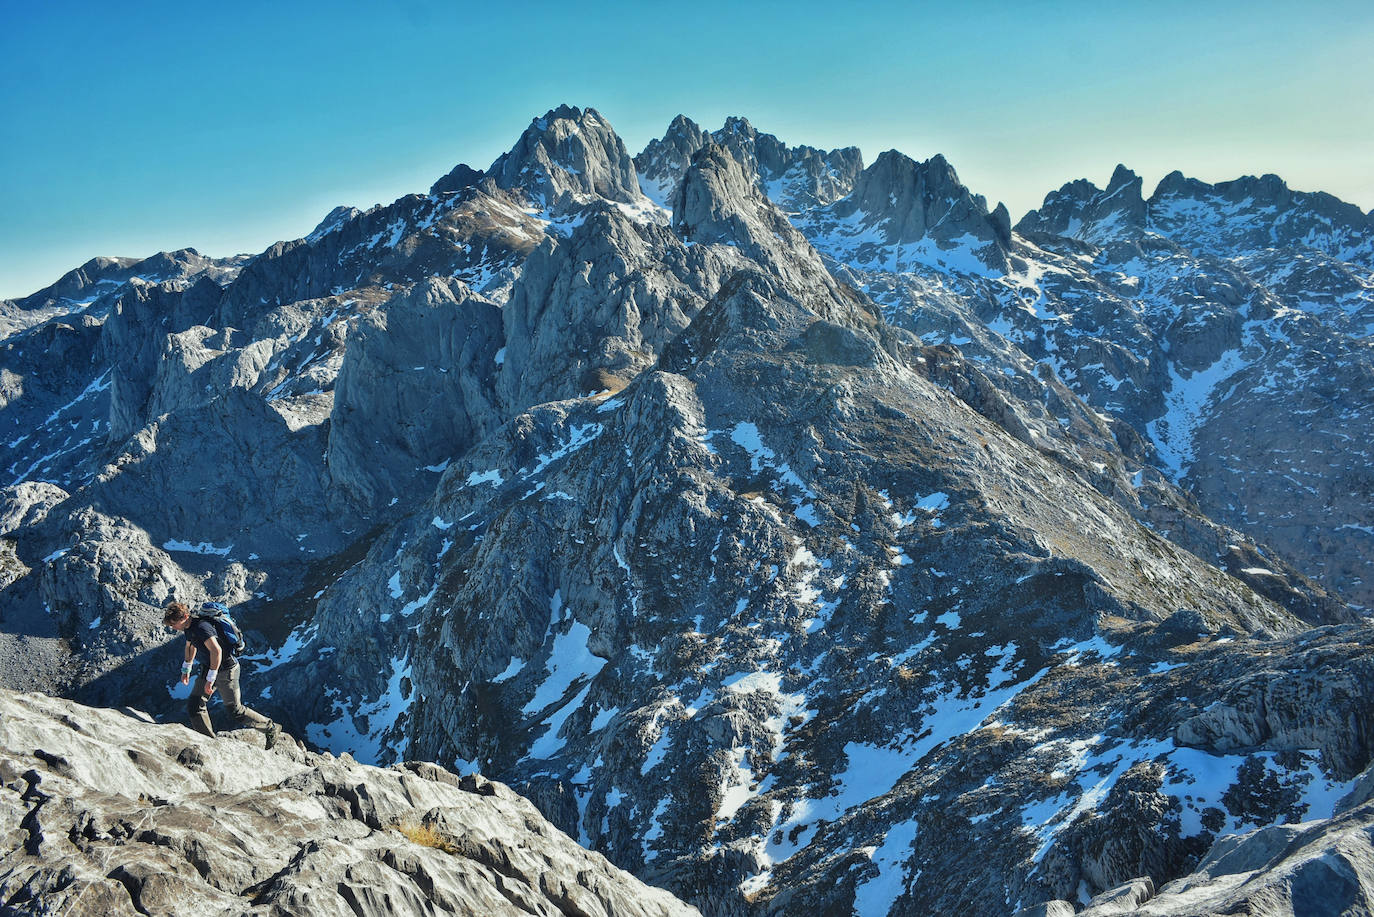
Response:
[195,601,248,657]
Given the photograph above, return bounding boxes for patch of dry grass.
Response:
[395,821,458,854]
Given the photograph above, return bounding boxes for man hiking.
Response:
[164,600,281,749]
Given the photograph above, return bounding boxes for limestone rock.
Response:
[636,114,862,213]
[1082,800,1374,916]
[0,483,68,536]
[1149,170,1374,263]
[1016,164,1148,244]
[0,688,700,917]
[496,202,728,412]
[1015,902,1076,917]
[1080,877,1155,915]
[328,278,503,510]
[488,105,642,208]
[795,149,1012,273]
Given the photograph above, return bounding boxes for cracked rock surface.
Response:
[0,688,699,916]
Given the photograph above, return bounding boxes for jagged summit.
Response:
[1148,169,1374,262]
[428,161,485,196]
[1020,164,1374,263]
[795,147,1012,274]
[1017,163,1147,244]
[635,114,710,205]
[305,204,362,242]
[669,141,842,296]
[485,104,642,208]
[636,114,863,214]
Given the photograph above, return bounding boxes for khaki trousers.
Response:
[188,664,271,738]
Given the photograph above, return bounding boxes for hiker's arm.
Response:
[203,637,223,695]
[180,641,196,684]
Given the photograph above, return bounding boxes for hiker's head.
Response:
[163,601,191,630]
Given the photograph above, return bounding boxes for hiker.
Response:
[163,600,280,748]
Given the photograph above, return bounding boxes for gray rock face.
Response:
[711,116,864,213]
[1173,633,1374,778]
[4,307,121,489]
[635,114,863,213]
[496,203,723,413]
[670,142,841,296]
[100,277,225,443]
[634,114,711,205]
[833,161,1374,609]
[305,204,363,242]
[262,134,1364,917]
[428,162,484,196]
[1077,799,1374,916]
[795,149,1012,273]
[215,179,545,333]
[5,249,244,316]
[488,105,642,209]
[1149,170,1374,264]
[1016,164,1148,244]
[328,278,503,510]
[0,483,68,537]
[0,688,700,917]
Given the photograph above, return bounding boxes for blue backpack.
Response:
[195,601,248,657]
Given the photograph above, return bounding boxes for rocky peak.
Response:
[9,104,1374,917]
[844,150,1001,242]
[637,115,863,214]
[305,204,362,242]
[669,142,841,295]
[1016,163,1147,244]
[487,104,642,209]
[669,142,766,243]
[11,256,139,311]
[8,248,240,321]
[798,148,1011,274]
[428,162,485,196]
[634,114,710,206]
[1148,170,1374,262]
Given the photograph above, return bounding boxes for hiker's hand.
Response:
[204,683,216,697]
[181,673,190,685]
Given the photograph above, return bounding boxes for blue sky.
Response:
[2,0,1371,298]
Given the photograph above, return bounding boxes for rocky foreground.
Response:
[0,688,699,916]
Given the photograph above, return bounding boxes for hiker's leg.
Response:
[186,677,215,737]
[221,665,270,728]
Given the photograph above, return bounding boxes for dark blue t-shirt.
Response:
[187,619,237,670]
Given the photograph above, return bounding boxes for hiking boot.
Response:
[265,721,281,750]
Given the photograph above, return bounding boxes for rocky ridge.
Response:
[2,105,1373,916]
[806,157,1374,609]
[0,687,699,916]
[635,115,863,214]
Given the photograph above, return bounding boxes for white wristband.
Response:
[205,668,219,686]
[181,662,193,676]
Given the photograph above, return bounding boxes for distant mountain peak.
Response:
[1148,169,1374,262]
[486,103,641,208]
[636,114,863,215]
[306,205,363,242]
[428,163,485,197]
[798,148,1011,274]
[1017,164,1147,244]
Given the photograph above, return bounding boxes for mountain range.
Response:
[2,104,1372,916]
